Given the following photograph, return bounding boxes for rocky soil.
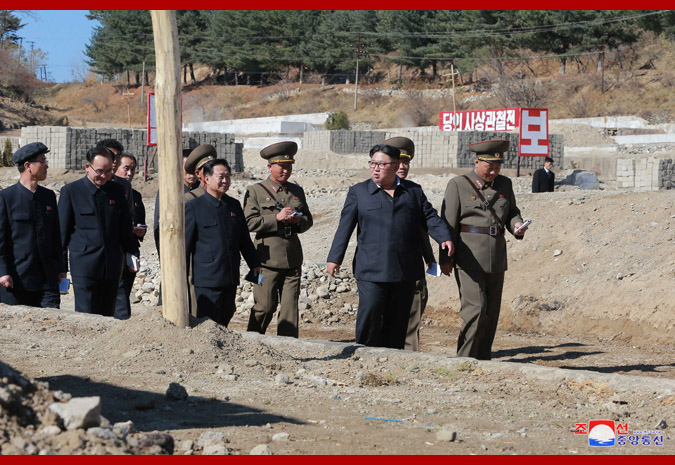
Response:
[1,133,674,455]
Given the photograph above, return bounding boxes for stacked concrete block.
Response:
[379,128,459,169]
[659,159,674,190]
[180,131,240,172]
[616,156,673,191]
[20,126,241,173]
[328,130,382,154]
[616,158,636,188]
[302,130,331,151]
[633,158,653,191]
[300,128,564,171]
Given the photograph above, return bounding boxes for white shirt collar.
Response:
[376,176,401,189]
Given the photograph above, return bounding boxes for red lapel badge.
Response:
[110,199,115,205]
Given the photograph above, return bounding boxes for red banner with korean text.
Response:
[439,108,549,157]
[439,108,520,132]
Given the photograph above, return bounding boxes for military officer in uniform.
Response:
[243,141,313,338]
[183,144,214,203]
[0,142,66,308]
[440,139,528,360]
[382,136,436,351]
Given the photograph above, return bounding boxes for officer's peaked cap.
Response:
[185,144,217,174]
[382,137,415,160]
[261,141,297,164]
[470,139,509,163]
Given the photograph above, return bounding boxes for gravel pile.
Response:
[0,360,174,454]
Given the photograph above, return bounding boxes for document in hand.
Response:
[426,263,442,277]
[126,253,140,272]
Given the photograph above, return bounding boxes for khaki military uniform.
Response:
[440,169,523,360]
[243,177,313,337]
[405,228,434,351]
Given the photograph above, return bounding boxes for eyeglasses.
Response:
[91,168,114,176]
[368,161,398,169]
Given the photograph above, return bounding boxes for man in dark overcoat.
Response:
[0,142,66,308]
[59,146,139,316]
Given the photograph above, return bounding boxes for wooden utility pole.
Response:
[354,32,363,111]
[150,10,189,327]
[122,89,134,129]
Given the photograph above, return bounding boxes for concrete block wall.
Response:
[616,159,635,188]
[21,126,70,168]
[328,130,384,154]
[301,128,563,171]
[616,156,673,191]
[20,126,242,172]
[379,128,459,169]
[659,159,674,190]
[303,130,331,151]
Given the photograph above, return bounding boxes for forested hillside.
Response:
[0,10,674,133]
[84,10,674,86]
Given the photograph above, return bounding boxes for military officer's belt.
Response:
[258,226,296,239]
[460,224,504,236]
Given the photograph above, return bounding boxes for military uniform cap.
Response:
[382,137,415,160]
[261,141,297,164]
[13,142,50,165]
[470,139,509,163]
[185,144,217,174]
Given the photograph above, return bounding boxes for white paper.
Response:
[126,253,140,272]
[426,263,442,277]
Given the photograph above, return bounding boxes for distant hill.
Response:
[1,38,673,135]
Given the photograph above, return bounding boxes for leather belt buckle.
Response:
[284,226,292,237]
[489,225,499,236]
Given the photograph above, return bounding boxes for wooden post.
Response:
[451,65,456,113]
[150,10,189,327]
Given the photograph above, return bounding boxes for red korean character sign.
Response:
[519,108,549,157]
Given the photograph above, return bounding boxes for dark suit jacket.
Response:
[185,192,261,288]
[113,175,135,219]
[131,189,145,246]
[532,168,555,193]
[327,178,451,282]
[59,176,139,280]
[0,183,65,291]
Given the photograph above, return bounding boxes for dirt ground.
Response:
[1,135,674,455]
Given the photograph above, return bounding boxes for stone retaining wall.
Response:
[617,157,674,191]
[20,126,243,172]
[302,128,564,170]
